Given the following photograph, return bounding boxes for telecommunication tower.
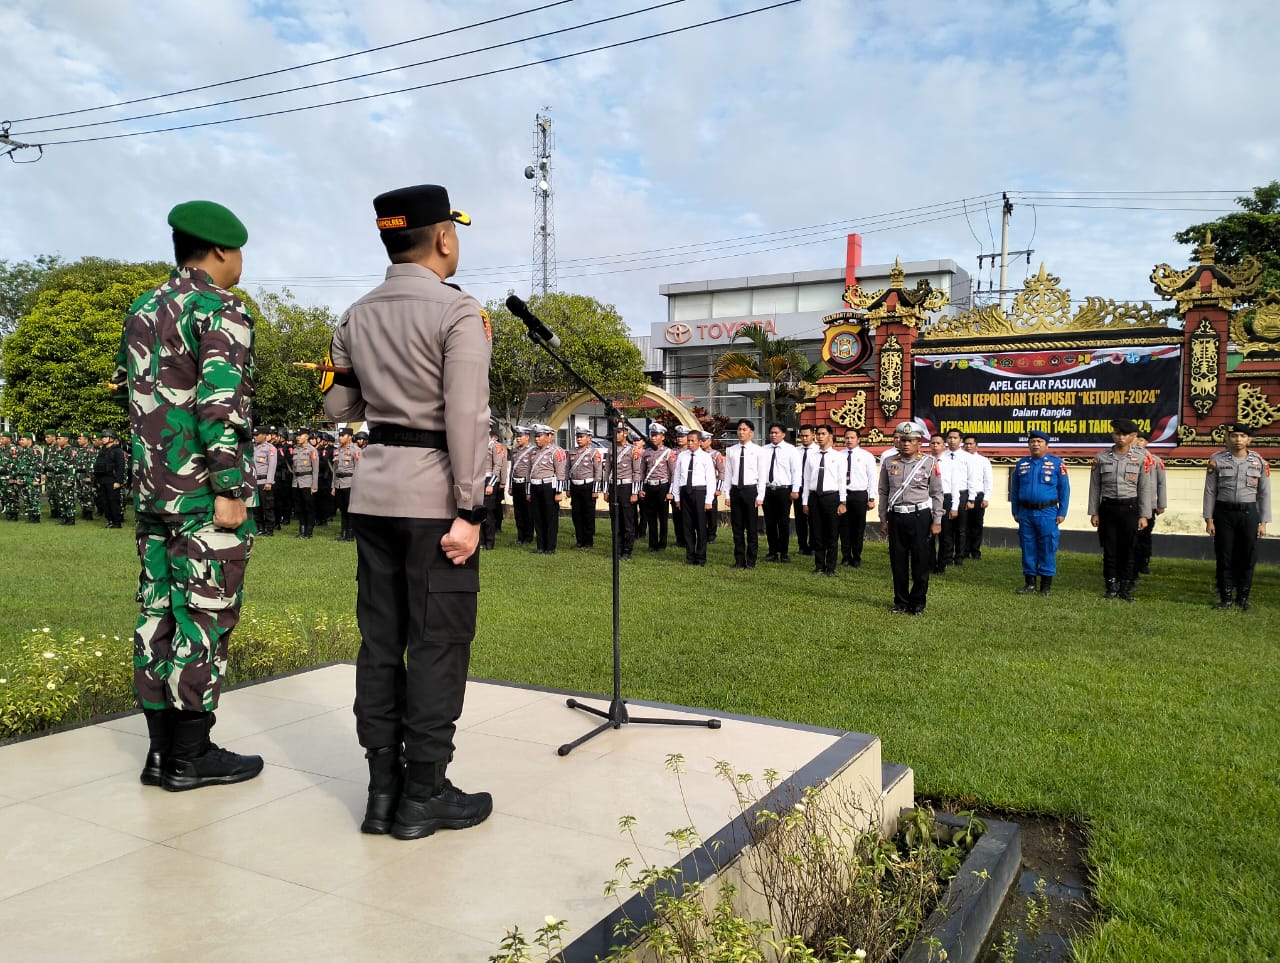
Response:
[523,110,556,296]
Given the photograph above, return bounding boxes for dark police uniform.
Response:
[323,184,491,839]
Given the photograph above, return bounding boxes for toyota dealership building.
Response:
[651,249,971,426]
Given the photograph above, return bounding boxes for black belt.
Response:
[336,472,354,478]
[1216,501,1255,510]
[368,425,448,450]
[1101,498,1137,507]
[1021,500,1058,510]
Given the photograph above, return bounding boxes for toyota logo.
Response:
[664,323,693,345]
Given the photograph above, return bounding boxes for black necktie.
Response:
[816,451,826,491]
[768,446,777,484]
[737,447,745,486]
[687,453,694,486]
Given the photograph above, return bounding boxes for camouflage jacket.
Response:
[111,267,256,517]
[14,445,43,482]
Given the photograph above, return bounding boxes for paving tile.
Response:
[0,845,323,961]
[231,707,362,780]
[1,725,151,801]
[168,779,417,892]
[241,663,355,708]
[0,802,153,899]
[37,763,327,842]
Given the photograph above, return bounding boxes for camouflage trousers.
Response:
[133,513,253,712]
[1,479,18,517]
[77,475,95,516]
[48,474,75,519]
[19,479,41,516]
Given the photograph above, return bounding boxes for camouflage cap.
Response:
[167,200,248,248]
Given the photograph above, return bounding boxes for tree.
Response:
[0,254,64,340]
[484,291,648,429]
[712,325,825,428]
[1175,181,1280,295]
[1,258,170,433]
[252,289,337,428]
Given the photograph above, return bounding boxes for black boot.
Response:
[1104,579,1118,599]
[140,708,175,787]
[1236,591,1252,613]
[162,711,264,792]
[1016,575,1037,595]
[28,514,40,523]
[1039,576,1053,595]
[390,761,492,840]
[1118,580,1135,603]
[361,746,404,835]
[1214,588,1234,610]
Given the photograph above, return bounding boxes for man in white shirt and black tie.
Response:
[672,429,716,566]
[761,423,796,562]
[840,428,877,568]
[802,425,847,577]
[722,419,765,569]
[790,425,818,556]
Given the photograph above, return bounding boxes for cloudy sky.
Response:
[3,0,1277,332]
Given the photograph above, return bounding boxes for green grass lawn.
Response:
[2,511,1278,961]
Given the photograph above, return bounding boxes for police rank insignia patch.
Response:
[480,308,492,341]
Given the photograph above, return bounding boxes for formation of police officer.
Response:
[507,425,535,545]
[332,426,360,541]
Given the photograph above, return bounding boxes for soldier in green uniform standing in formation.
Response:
[15,433,43,521]
[111,199,263,792]
[75,431,97,520]
[46,430,77,524]
[0,430,16,520]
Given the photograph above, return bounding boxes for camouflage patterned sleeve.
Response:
[196,293,256,497]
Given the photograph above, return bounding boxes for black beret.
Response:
[374,185,471,233]
[1110,418,1139,434]
[1222,424,1251,434]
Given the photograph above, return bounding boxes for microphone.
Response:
[505,294,561,348]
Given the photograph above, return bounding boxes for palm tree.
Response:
[712,325,824,427]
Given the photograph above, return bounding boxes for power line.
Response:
[21,1,801,146]
[17,1,691,136]
[7,0,581,124]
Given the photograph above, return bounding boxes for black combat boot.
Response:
[361,746,404,835]
[1118,580,1135,603]
[1236,591,1252,613]
[390,761,492,840]
[1016,575,1037,595]
[162,711,264,792]
[1103,579,1118,599]
[140,708,176,787]
[1214,588,1234,609]
[28,514,40,523]
[65,515,75,526]
[1039,576,1053,595]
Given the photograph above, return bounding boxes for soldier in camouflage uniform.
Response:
[48,431,78,524]
[15,433,43,521]
[75,432,97,520]
[111,199,263,793]
[0,430,16,520]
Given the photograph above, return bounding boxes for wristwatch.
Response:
[457,505,487,525]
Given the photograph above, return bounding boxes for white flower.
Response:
[855,951,867,961]
[94,651,103,657]
[113,635,120,641]
[46,681,57,690]
[544,916,558,927]
[77,636,85,643]
[793,801,806,812]
[41,627,50,634]
[43,652,56,659]
[0,678,7,684]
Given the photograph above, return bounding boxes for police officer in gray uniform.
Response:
[508,426,535,545]
[604,423,641,559]
[252,425,277,536]
[527,423,566,553]
[640,424,676,550]
[878,422,944,614]
[291,429,319,538]
[332,426,360,541]
[1088,417,1153,602]
[324,183,492,840]
[1204,424,1271,611]
[566,426,603,548]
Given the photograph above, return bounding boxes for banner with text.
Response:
[912,344,1181,446]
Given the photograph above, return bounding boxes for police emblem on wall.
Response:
[820,312,872,375]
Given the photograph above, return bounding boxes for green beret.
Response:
[167,200,248,248]
[57,430,75,439]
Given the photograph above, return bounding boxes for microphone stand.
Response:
[518,318,721,756]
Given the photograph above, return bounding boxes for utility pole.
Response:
[523,109,556,296]
[998,192,1013,310]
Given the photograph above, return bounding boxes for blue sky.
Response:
[2,0,1277,331]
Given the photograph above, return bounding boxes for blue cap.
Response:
[1028,429,1050,441]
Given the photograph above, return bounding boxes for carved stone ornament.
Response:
[1150,230,1262,314]
[923,264,1168,340]
[1229,289,1280,357]
[830,392,867,430]
[1237,383,1280,430]
[1188,317,1219,417]
[878,334,904,419]
[843,257,949,329]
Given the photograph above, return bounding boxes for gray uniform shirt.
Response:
[1204,450,1272,522]
[509,442,534,485]
[332,445,359,490]
[253,441,276,485]
[1087,447,1153,517]
[292,443,318,488]
[324,264,491,518]
[642,445,676,484]
[877,452,944,524]
[567,444,603,491]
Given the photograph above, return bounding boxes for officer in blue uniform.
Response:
[1010,429,1070,595]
